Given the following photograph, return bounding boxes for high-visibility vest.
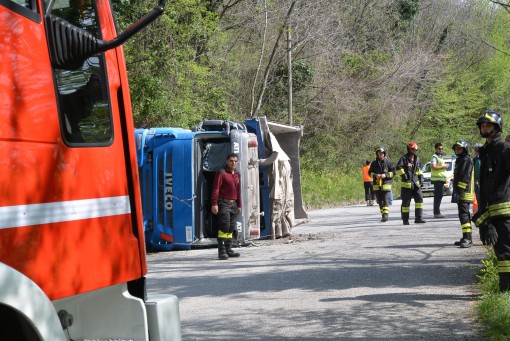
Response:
[362,165,372,182]
[431,154,447,182]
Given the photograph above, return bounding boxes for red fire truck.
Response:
[0,0,180,340]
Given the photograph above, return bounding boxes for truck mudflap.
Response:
[245,117,308,239]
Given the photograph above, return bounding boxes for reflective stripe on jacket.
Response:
[396,153,423,189]
[453,153,474,203]
[368,158,395,191]
[472,136,510,227]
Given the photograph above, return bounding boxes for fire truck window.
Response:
[9,0,36,10]
[3,0,39,21]
[44,0,113,145]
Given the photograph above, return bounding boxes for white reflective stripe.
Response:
[0,196,131,229]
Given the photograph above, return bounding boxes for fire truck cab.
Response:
[0,0,180,340]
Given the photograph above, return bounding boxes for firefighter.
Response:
[396,142,426,225]
[472,110,510,291]
[369,146,395,222]
[430,143,448,218]
[362,160,375,206]
[211,153,242,260]
[452,139,474,248]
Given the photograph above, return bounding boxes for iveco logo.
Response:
[165,172,173,210]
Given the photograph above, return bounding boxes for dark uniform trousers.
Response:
[218,199,238,235]
[493,217,510,291]
[375,190,390,216]
[400,185,424,222]
[457,201,472,235]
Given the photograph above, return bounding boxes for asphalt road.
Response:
[146,197,490,340]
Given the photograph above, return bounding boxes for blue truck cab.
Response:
[135,121,261,251]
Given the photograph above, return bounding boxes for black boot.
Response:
[381,214,388,222]
[460,233,472,248]
[217,238,228,260]
[414,217,426,224]
[225,238,240,257]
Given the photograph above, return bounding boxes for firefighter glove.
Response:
[479,224,498,246]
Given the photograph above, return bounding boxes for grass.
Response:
[477,248,510,340]
[301,167,401,209]
[301,168,364,209]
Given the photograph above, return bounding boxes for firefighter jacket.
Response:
[396,153,424,189]
[430,153,447,182]
[473,135,510,227]
[453,153,474,203]
[368,158,395,191]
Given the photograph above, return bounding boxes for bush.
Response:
[477,248,510,340]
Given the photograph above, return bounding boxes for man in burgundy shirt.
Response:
[211,153,242,260]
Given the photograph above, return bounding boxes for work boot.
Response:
[381,214,388,222]
[225,238,240,257]
[460,233,472,248]
[460,238,472,248]
[403,220,410,225]
[414,218,426,224]
[453,238,462,246]
[434,213,445,219]
[217,238,229,260]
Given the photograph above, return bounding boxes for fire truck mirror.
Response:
[45,0,167,70]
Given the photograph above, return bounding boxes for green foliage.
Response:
[478,248,500,294]
[262,59,315,122]
[395,0,420,29]
[341,51,390,79]
[477,248,510,340]
[302,168,364,209]
[115,0,231,128]
[397,0,419,22]
[420,6,510,151]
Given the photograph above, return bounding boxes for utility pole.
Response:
[287,25,293,126]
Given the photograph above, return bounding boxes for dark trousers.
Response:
[363,182,375,201]
[457,201,472,236]
[375,190,390,216]
[493,217,510,291]
[400,186,424,221]
[432,181,445,215]
[218,200,238,234]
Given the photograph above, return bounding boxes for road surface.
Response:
[147,197,489,340]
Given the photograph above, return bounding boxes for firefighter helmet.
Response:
[476,109,502,131]
[407,142,418,151]
[375,146,387,157]
[452,139,469,153]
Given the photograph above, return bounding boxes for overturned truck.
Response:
[135,117,307,251]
